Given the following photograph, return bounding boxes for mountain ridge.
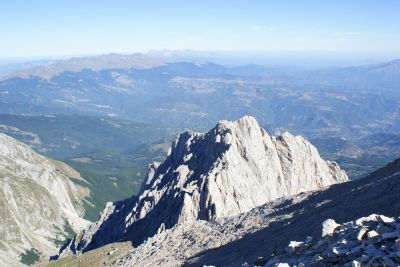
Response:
[46,157,400,267]
[59,116,347,257]
[0,53,170,80]
[0,133,91,265]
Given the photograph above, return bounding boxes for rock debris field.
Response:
[265,214,400,267]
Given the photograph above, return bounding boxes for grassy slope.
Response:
[39,242,132,267]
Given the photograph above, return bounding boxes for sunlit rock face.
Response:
[65,116,347,254]
[0,133,90,265]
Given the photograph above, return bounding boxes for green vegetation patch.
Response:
[20,248,40,265]
[66,142,169,221]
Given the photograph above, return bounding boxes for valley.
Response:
[0,114,177,220]
[0,110,396,224]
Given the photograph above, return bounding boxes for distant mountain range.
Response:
[0,60,56,77]
[1,54,399,130]
[1,54,399,179]
[0,53,171,80]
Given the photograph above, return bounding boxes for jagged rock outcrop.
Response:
[266,214,400,266]
[63,116,347,255]
[0,133,90,265]
[48,158,400,267]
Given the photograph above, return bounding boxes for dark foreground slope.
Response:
[183,159,400,266]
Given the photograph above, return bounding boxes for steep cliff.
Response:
[63,116,347,255]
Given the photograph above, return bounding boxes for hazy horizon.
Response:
[1,49,400,69]
[1,0,399,60]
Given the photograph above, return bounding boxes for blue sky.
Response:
[1,0,399,59]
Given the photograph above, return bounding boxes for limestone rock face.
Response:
[128,116,347,226]
[0,133,90,264]
[65,116,347,254]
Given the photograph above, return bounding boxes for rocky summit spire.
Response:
[62,116,347,255]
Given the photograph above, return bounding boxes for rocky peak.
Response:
[54,157,400,267]
[63,116,348,254]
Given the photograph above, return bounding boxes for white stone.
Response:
[356,214,379,226]
[357,228,367,240]
[332,247,348,255]
[285,241,304,253]
[367,230,379,239]
[258,214,400,267]
[322,219,341,237]
[379,215,395,224]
